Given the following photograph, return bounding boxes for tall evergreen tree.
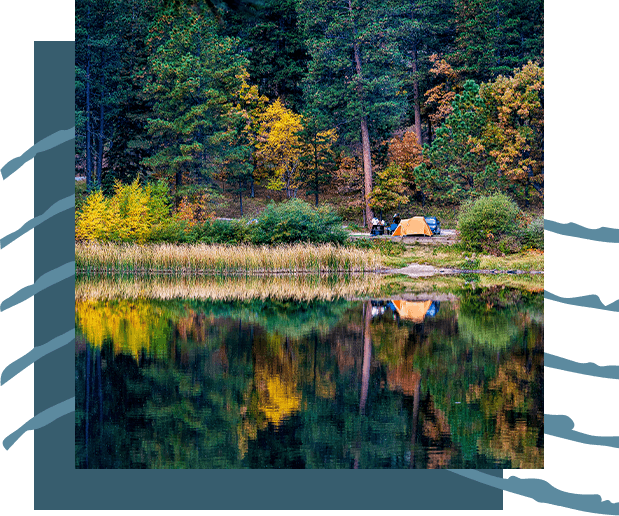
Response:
[141,6,251,205]
[77,0,116,190]
[297,112,337,206]
[416,80,499,203]
[224,0,309,112]
[448,0,543,83]
[397,0,455,145]
[299,0,409,226]
[104,0,160,187]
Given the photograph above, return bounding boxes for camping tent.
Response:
[390,300,433,323]
[392,216,432,236]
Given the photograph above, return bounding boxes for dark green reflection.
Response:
[75,288,543,469]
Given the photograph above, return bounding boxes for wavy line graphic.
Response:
[545,219,619,243]
[544,290,619,312]
[0,261,74,312]
[449,470,619,514]
[1,329,74,385]
[3,397,74,450]
[0,195,75,249]
[545,353,619,380]
[545,414,619,449]
[0,127,75,180]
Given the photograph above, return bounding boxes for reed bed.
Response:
[75,274,387,302]
[76,242,384,274]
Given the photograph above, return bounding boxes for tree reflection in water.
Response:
[75,287,543,469]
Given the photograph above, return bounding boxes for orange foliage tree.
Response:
[424,54,462,132]
[480,62,544,205]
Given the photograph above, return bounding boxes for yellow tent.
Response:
[392,216,432,236]
[391,300,433,323]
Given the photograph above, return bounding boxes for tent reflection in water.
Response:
[387,300,440,323]
[391,216,432,237]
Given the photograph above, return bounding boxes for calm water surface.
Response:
[75,280,543,469]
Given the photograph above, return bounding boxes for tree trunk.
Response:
[315,187,319,207]
[86,56,92,189]
[251,155,256,198]
[175,171,182,208]
[427,117,433,144]
[314,141,319,206]
[85,6,92,190]
[411,41,422,146]
[97,90,104,188]
[239,180,243,216]
[360,118,373,227]
[350,0,373,226]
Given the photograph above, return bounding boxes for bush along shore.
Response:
[75,189,543,275]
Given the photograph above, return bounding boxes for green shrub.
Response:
[146,218,191,243]
[520,216,544,250]
[457,194,522,253]
[188,219,253,244]
[251,199,348,245]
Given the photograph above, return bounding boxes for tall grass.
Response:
[75,242,384,274]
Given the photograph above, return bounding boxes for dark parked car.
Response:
[424,217,441,235]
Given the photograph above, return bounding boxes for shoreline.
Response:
[76,263,544,278]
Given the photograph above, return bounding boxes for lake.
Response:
[75,274,543,469]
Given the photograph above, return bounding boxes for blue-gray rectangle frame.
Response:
[34,40,503,510]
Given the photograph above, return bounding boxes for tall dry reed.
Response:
[75,242,383,274]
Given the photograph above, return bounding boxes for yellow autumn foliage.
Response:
[107,180,153,242]
[75,178,171,243]
[75,189,112,241]
[256,98,304,196]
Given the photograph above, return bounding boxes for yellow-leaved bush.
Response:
[75,189,111,241]
[76,178,171,243]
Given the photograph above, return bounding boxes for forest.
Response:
[75,0,543,228]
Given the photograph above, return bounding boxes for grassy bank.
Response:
[76,240,543,275]
[76,242,384,274]
[380,243,544,272]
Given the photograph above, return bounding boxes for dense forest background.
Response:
[75,0,543,225]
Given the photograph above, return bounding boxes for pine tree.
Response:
[106,0,160,187]
[224,0,309,112]
[416,80,499,202]
[141,5,251,205]
[299,0,409,226]
[448,0,543,83]
[297,112,337,206]
[78,0,141,191]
